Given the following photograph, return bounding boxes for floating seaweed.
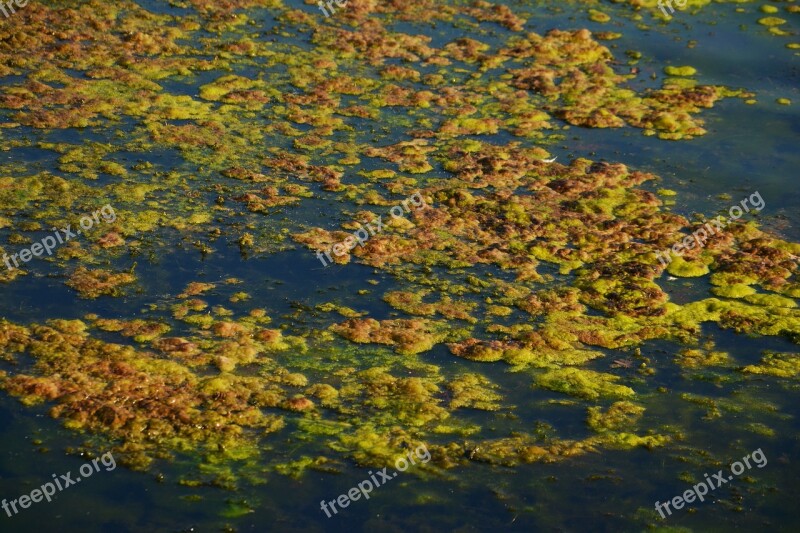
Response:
[0,1,795,528]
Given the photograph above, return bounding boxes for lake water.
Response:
[0,1,798,531]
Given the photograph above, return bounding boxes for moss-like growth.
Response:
[66,267,136,298]
[742,351,800,379]
[535,368,635,400]
[587,401,645,432]
[664,66,697,77]
[448,374,503,411]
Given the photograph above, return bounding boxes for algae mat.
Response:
[0,0,798,531]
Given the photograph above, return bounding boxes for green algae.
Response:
[666,255,712,277]
[588,9,612,22]
[663,66,697,77]
[711,283,757,299]
[383,290,477,323]
[93,318,171,343]
[675,347,730,368]
[742,351,800,379]
[449,335,604,369]
[587,401,645,432]
[0,0,794,517]
[331,318,464,355]
[535,368,636,400]
[0,317,289,477]
[744,422,775,437]
[758,16,787,26]
[66,267,137,299]
[448,373,503,411]
[743,293,797,308]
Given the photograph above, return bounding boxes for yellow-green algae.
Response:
[0,0,793,505]
[664,66,697,77]
[742,351,800,379]
[675,346,730,368]
[587,401,645,432]
[448,373,503,411]
[535,368,636,400]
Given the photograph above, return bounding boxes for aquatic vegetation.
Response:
[331,318,458,355]
[0,2,796,528]
[1,318,281,474]
[383,290,477,323]
[587,401,645,432]
[663,66,697,77]
[675,346,730,368]
[93,318,171,343]
[742,351,800,379]
[449,335,603,368]
[535,368,636,400]
[66,267,137,299]
[447,373,503,411]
